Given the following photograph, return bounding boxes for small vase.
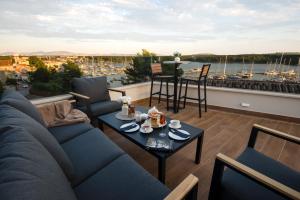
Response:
[174,57,180,62]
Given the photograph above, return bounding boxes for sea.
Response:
[107,62,300,88]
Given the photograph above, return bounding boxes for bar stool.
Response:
[177,64,211,117]
[149,63,174,110]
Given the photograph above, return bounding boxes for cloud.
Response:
[0,0,299,54]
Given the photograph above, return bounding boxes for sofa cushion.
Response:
[89,100,121,116]
[221,148,300,200]
[0,104,74,181]
[48,122,93,143]
[74,154,170,200]
[61,128,124,186]
[0,126,77,200]
[72,77,110,105]
[0,89,45,126]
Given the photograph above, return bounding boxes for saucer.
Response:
[140,127,153,134]
[168,123,181,129]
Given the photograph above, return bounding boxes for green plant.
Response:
[29,60,82,96]
[122,49,158,84]
[5,78,17,85]
[31,81,64,96]
[30,66,51,82]
[0,81,3,94]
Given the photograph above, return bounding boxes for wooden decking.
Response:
[103,99,300,200]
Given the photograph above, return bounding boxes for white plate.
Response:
[140,127,153,134]
[168,129,191,141]
[168,123,181,129]
[115,111,141,121]
[120,123,140,133]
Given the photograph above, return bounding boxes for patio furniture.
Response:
[0,90,199,200]
[209,124,300,200]
[163,61,183,113]
[70,76,125,124]
[149,63,174,110]
[177,64,211,117]
[98,106,204,184]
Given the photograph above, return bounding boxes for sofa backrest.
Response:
[0,126,77,200]
[0,89,46,126]
[72,77,111,105]
[0,104,74,181]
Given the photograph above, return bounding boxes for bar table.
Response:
[163,61,184,113]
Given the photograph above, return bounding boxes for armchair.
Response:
[209,124,300,200]
[70,77,125,123]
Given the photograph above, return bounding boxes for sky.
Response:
[0,0,300,55]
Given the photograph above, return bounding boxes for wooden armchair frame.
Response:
[209,124,300,200]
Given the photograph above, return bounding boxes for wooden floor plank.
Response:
[102,100,300,200]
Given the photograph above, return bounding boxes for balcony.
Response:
[30,82,300,199]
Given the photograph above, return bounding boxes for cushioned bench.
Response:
[0,90,198,200]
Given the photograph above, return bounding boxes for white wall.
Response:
[114,82,300,119]
[31,82,300,119]
[110,82,151,101]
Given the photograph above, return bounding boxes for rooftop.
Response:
[103,98,300,199]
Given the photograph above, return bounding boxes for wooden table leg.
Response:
[195,134,203,164]
[158,157,166,183]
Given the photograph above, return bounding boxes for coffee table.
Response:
[97,106,204,183]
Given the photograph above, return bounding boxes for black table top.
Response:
[98,106,204,159]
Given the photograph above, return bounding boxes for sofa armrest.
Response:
[209,153,300,200]
[248,124,300,148]
[164,174,199,200]
[108,88,126,96]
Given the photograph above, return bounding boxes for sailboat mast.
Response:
[278,52,284,72]
[224,55,227,76]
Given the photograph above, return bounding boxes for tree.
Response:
[30,60,82,96]
[29,56,46,69]
[31,66,51,82]
[122,49,159,84]
[122,49,183,84]
[60,61,82,91]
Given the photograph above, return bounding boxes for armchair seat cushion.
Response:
[74,154,170,200]
[61,128,124,186]
[48,122,93,144]
[221,148,300,200]
[78,100,121,117]
[90,101,122,116]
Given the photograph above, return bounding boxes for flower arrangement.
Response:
[119,96,132,105]
[173,51,182,62]
[173,51,182,58]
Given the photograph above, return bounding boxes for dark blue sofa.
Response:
[0,90,199,200]
[208,124,300,200]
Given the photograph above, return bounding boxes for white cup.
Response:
[170,120,180,127]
